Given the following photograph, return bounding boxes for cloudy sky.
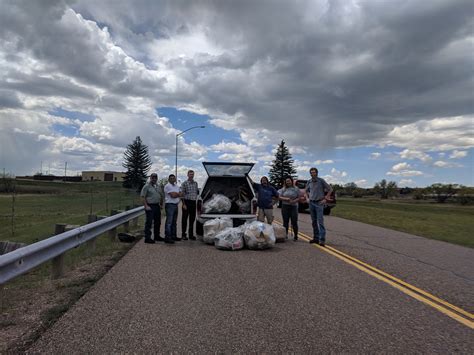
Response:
[0,0,472,187]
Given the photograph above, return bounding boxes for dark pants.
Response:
[165,203,178,239]
[281,204,298,238]
[144,204,161,241]
[181,199,196,238]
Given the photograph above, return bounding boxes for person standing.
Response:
[164,174,181,244]
[251,176,279,224]
[140,173,164,244]
[305,167,333,246]
[278,177,300,241]
[180,170,199,240]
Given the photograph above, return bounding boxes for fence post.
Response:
[52,224,67,279]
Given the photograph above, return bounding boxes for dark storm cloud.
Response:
[1,0,472,153]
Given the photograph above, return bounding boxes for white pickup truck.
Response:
[196,162,257,235]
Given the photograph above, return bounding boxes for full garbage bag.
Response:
[242,221,276,250]
[272,223,287,243]
[203,218,233,244]
[214,226,244,251]
[203,194,232,213]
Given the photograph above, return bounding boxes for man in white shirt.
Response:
[164,174,181,243]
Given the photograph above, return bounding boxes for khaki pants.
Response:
[257,208,274,224]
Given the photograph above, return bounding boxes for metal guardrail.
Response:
[0,206,144,285]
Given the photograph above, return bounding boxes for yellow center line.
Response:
[273,220,474,329]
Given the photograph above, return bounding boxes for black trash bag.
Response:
[118,233,137,243]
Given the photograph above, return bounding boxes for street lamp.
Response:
[175,125,205,179]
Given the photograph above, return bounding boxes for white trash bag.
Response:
[214,227,244,251]
[203,194,232,213]
[203,218,233,244]
[272,223,287,243]
[243,221,276,250]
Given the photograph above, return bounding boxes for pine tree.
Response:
[122,136,152,192]
[268,140,297,189]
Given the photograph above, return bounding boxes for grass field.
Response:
[0,179,146,279]
[332,197,474,248]
[0,180,142,244]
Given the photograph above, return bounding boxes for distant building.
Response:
[82,171,125,182]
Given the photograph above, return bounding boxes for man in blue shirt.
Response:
[305,167,333,246]
[252,176,279,224]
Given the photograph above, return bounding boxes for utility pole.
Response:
[64,162,67,182]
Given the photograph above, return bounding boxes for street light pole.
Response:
[175,125,205,179]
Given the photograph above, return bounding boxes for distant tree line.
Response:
[332,180,474,205]
[265,140,472,205]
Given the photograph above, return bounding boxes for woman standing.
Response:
[278,177,300,241]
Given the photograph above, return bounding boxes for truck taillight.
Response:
[252,200,257,214]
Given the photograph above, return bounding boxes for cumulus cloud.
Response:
[433,160,462,168]
[370,152,381,159]
[449,150,468,159]
[399,149,432,163]
[1,0,473,181]
[387,162,423,177]
[391,162,411,172]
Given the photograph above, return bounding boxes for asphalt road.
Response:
[29,212,474,353]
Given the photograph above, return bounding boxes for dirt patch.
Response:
[0,243,135,353]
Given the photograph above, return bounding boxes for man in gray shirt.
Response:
[305,167,333,246]
[140,173,164,244]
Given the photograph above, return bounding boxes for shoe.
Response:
[155,236,164,242]
[309,239,319,244]
[173,237,181,241]
[189,236,196,241]
[293,236,298,241]
[144,239,155,244]
[320,241,325,247]
[182,235,188,240]
[164,238,175,244]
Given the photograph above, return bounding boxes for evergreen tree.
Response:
[268,140,297,189]
[122,136,152,192]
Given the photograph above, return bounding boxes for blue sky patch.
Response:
[49,107,95,122]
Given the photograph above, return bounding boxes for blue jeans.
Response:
[144,204,161,241]
[309,201,326,242]
[165,203,178,239]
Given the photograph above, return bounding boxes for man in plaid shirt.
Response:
[180,170,199,240]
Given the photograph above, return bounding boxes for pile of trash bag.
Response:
[202,218,277,251]
[214,227,245,251]
[203,217,233,244]
[242,221,276,250]
[203,194,232,213]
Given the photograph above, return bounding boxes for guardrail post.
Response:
[52,254,65,279]
[126,206,139,228]
[52,224,68,279]
[87,214,98,223]
[54,223,67,235]
[108,228,117,242]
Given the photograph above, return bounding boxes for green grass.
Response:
[0,180,146,282]
[332,198,474,248]
[0,180,141,244]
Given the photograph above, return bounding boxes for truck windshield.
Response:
[203,162,254,176]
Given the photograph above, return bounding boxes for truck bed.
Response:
[201,176,254,215]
